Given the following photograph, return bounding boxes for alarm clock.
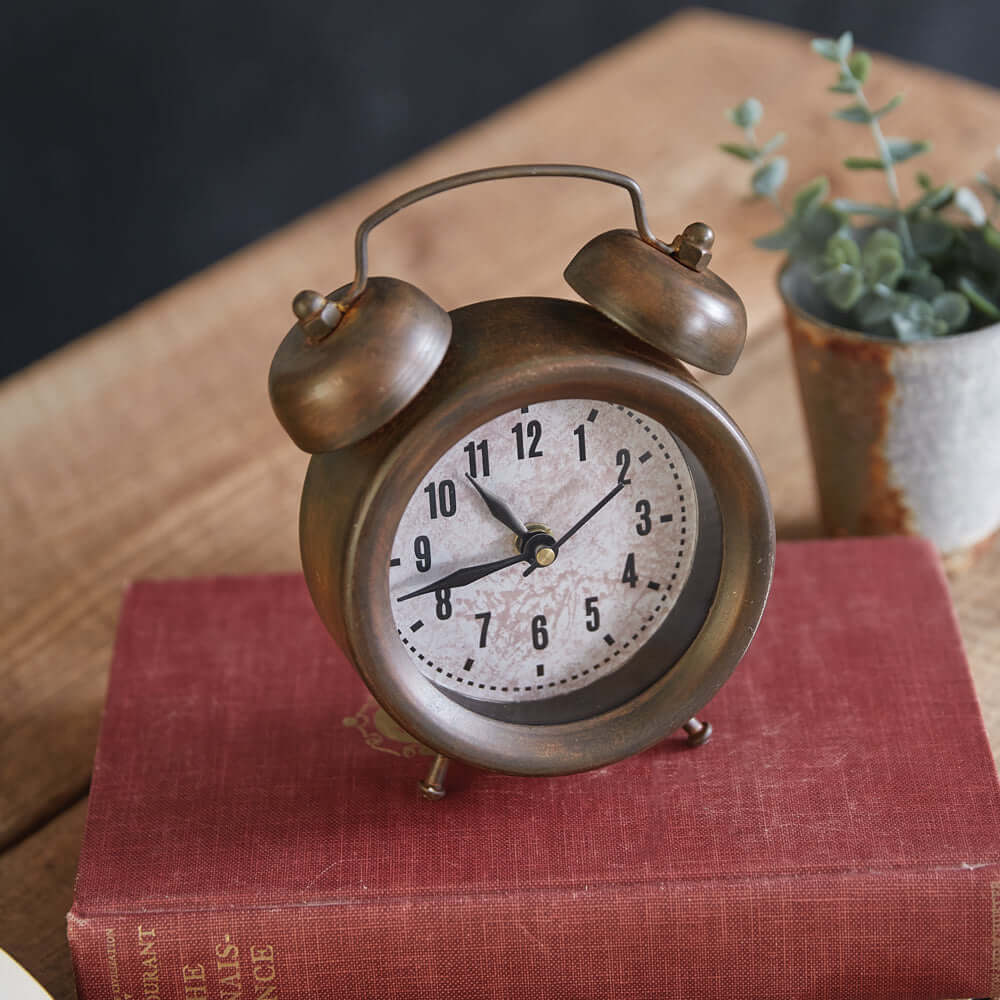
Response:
[269,164,774,797]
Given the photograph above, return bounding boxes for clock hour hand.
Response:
[523,480,628,576]
[396,552,527,602]
[464,474,528,540]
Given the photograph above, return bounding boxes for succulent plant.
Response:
[721,32,1000,339]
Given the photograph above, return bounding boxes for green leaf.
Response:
[836,31,854,61]
[932,292,970,332]
[792,176,830,219]
[727,98,763,128]
[916,171,933,190]
[848,51,871,83]
[885,138,930,164]
[751,156,788,197]
[904,270,945,300]
[832,199,894,217]
[719,142,758,161]
[863,249,904,288]
[823,267,865,311]
[954,186,987,226]
[872,94,904,119]
[958,275,1000,320]
[843,157,886,170]
[822,234,862,270]
[829,75,859,95]
[910,217,955,255]
[863,228,903,259]
[753,224,800,251]
[907,184,954,212]
[856,290,899,327]
[811,38,840,61]
[983,222,1000,251]
[759,132,786,156]
[833,103,873,123]
[797,203,847,251]
[891,298,939,341]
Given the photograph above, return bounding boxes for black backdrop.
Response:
[3,0,999,377]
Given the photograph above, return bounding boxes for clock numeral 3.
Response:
[635,500,652,536]
[424,480,458,519]
[512,420,543,460]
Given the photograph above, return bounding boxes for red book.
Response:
[68,537,1000,1000]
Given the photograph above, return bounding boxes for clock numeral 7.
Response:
[475,611,491,648]
[463,439,490,478]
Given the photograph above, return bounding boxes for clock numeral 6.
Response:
[424,479,457,519]
[414,535,432,572]
[435,588,452,620]
[584,596,600,632]
[531,614,549,651]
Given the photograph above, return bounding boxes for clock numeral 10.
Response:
[424,479,457,519]
[512,420,543,459]
[463,439,490,478]
[531,614,549,650]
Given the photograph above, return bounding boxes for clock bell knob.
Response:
[269,276,452,453]
[564,226,747,376]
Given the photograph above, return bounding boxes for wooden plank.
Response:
[2,9,999,856]
[0,799,85,1000]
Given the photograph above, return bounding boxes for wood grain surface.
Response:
[2,10,998,998]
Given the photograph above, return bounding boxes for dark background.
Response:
[4,0,1000,378]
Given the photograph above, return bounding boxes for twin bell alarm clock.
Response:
[269,164,774,798]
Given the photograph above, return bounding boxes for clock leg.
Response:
[681,717,713,747]
[418,754,450,800]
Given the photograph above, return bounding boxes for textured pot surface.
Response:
[780,263,1000,566]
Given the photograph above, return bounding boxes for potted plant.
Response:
[720,32,1000,569]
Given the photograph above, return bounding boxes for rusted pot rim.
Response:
[777,260,1000,349]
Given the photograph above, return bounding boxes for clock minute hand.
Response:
[396,552,526,602]
[464,474,528,539]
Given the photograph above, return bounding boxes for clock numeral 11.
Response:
[463,439,490,478]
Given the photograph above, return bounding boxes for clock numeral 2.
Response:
[424,479,457,519]
[616,448,631,485]
[512,420,543,459]
[463,439,490,478]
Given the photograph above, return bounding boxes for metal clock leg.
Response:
[682,717,713,747]
[419,754,450,800]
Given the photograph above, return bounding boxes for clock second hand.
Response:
[523,479,628,577]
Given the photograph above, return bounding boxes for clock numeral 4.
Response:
[463,439,491,478]
[424,480,457,519]
[512,420,543,460]
[621,553,638,588]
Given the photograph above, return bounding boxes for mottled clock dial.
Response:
[389,400,698,702]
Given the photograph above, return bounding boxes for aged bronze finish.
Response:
[299,298,774,777]
[269,164,774,783]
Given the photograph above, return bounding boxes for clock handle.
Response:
[338,163,674,315]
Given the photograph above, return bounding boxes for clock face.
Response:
[388,399,698,704]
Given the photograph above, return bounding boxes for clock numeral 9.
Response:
[584,596,600,632]
[621,553,638,588]
[616,448,631,485]
[435,588,452,620]
[512,420,543,459]
[414,535,432,572]
[424,479,457,519]
[475,611,491,648]
[635,500,652,536]
[463,439,490,478]
[531,614,549,651]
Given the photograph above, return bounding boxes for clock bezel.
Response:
[301,297,774,776]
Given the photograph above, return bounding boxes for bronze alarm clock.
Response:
[269,164,774,797]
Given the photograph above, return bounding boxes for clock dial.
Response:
[389,400,698,703]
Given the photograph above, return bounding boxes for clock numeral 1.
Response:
[616,448,631,485]
[435,588,452,620]
[424,479,457,519]
[584,596,600,632]
[414,534,432,572]
[531,614,549,651]
[475,611,491,648]
[635,500,652,536]
[512,419,543,459]
[573,423,587,461]
[621,553,638,588]
[463,439,491,478]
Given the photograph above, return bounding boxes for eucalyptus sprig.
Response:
[719,31,1000,339]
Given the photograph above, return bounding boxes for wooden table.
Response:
[2,11,999,998]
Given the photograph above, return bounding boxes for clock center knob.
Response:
[519,523,558,568]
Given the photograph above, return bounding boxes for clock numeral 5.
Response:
[584,596,600,632]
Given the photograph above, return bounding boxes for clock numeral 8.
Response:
[435,588,452,620]
[531,614,549,650]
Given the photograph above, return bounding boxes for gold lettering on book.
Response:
[215,934,243,999]
[105,928,133,1000]
[991,881,1000,997]
[182,963,208,1000]
[250,945,278,999]
[137,926,161,1000]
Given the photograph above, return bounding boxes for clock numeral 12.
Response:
[463,439,490,478]
[512,420,543,459]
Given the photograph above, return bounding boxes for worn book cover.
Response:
[68,537,1000,999]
